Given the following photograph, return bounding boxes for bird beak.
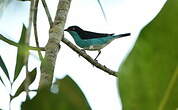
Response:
[64,28,68,31]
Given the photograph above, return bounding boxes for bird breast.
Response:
[83,44,108,51]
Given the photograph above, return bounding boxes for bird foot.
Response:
[78,49,86,57]
[91,58,99,67]
[94,58,98,62]
[103,65,107,68]
[81,49,86,53]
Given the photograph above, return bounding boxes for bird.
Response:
[64,26,131,60]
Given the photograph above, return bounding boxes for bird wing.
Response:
[78,30,114,39]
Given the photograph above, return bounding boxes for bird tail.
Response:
[113,33,131,38]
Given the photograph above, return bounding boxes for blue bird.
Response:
[64,26,131,60]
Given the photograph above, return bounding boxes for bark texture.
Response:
[39,0,72,90]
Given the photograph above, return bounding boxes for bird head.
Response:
[64,26,83,32]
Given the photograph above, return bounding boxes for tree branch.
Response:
[41,0,53,27]
[39,0,72,90]
[62,37,118,77]
[33,0,43,61]
[24,0,35,95]
[0,34,45,51]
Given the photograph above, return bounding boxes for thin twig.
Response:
[41,0,53,27]
[62,37,118,77]
[33,0,43,61]
[24,0,35,95]
[0,34,45,51]
[97,0,107,22]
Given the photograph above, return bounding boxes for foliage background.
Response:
[118,0,178,109]
[1,0,175,110]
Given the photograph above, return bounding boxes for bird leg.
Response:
[94,50,101,61]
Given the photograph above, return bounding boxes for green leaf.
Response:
[28,68,37,84]
[13,68,37,98]
[21,75,91,110]
[118,0,178,110]
[0,55,10,84]
[14,24,29,81]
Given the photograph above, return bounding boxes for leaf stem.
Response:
[158,66,178,110]
[0,34,45,51]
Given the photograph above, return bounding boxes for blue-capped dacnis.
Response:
[64,26,131,60]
